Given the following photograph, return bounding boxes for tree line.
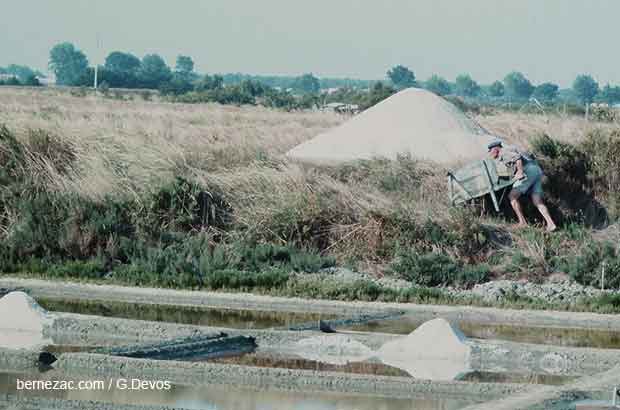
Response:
[4,42,620,110]
[0,64,43,86]
[386,65,620,106]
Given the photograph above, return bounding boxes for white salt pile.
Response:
[0,291,54,349]
[287,88,496,165]
[293,318,471,381]
[376,318,471,380]
[294,334,374,365]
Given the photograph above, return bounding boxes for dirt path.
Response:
[5,277,620,331]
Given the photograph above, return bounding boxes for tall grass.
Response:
[1,88,620,290]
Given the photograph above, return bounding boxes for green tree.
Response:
[105,51,141,73]
[196,74,224,91]
[22,74,41,86]
[104,51,142,88]
[488,81,505,97]
[532,82,559,103]
[573,74,599,104]
[292,73,320,94]
[5,76,21,86]
[49,42,89,86]
[596,84,620,105]
[503,72,534,99]
[425,75,452,96]
[138,54,172,89]
[455,74,480,97]
[387,65,417,89]
[6,64,38,82]
[175,55,194,74]
[360,82,397,109]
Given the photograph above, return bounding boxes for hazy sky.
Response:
[1,1,618,86]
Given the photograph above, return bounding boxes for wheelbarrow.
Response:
[447,159,515,212]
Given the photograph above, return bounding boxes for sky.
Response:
[1,0,618,87]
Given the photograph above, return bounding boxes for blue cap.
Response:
[487,140,503,151]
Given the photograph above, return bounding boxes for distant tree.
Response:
[360,82,397,110]
[49,42,89,86]
[159,76,194,96]
[387,65,417,89]
[425,75,452,96]
[573,74,599,105]
[196,74,224,91]
[103,51,142,88]
[503,72,534,100]
[532,82,559,103]
[175,55,194,74]
[6,64,37,82]
[292,73,320,94]
[5,76,21,86]
[240,79,266,97]
[105,51,141,73]
[488,81,505,97]
[22,74,41,86]
[596,84,620,105]
[138,54,172,89]
[455,74,480,97]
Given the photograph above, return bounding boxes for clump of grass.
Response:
[390,249,490,288]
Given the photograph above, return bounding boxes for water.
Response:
[344,316,620,349]
[210,351,575,385]
[39,297,620,349]
[0,370,474,410]
[38,298,336,329]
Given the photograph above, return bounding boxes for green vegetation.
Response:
[424,75,452,96]
[1,119,619,297]
[387,65,417,89]
[573,74,599,105]
[503,71,535,100]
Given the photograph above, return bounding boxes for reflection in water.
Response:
[211,351,572,386]
[212,351,411,377]
[345,316,620,349]
[457,370,577,386]
[0,371,473,410]
[38,298,336,329]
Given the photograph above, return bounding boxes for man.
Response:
[488,141,557,232]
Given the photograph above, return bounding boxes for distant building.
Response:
[322,102,360,114]
[36,75,55,86]
[0,73,17,81]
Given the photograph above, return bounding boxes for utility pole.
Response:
[94,34,101,90]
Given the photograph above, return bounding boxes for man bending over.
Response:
[488,141,557,232]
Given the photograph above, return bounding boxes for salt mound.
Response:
[287,88,495,164]
[294,334,374,365]
[0,291,54,349]
[376,318,471,380]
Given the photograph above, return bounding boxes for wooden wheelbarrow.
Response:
[448,159,515,212]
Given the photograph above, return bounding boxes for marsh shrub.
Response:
[558,242,620,288]
[390,250,490,288]
[327,155,426,194]
[26,129,76,174]
[137,177,231,238]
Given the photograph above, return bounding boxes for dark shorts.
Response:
[512,163,544,197]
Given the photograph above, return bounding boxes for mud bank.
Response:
[53,352,525,400]
[5,278,620,331]
[461,365,620,410]
[0,348,41,370]
[46,313,620,377]
[0,395,188,410]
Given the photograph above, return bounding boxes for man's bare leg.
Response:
[509,190,528,227]
[532,194,557,232]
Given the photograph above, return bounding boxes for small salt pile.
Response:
[0,291,54,349]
